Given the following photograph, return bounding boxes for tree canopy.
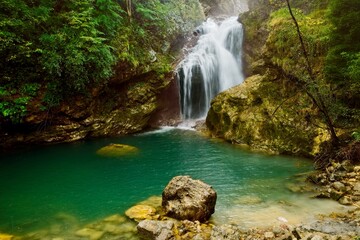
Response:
[0,0,203,123]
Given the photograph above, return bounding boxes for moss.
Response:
[96,143,139,157]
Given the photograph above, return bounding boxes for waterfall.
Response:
[177,16,244,120]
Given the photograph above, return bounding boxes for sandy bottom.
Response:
[212,194,350,229]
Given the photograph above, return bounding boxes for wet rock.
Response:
[96,143,138,157]
[310,235,323,240]
[102,223,122,235]
[264,231,275,239]
[125,205,158,221]
[137,220,174,240]
[162,176,217,222]
[301,219,360,236]
[354,182,360,192]
[329,189,343,201]
[332,181,346,192]
[210,224,242,240]
[339,195,352,205]
[75,228,104,240]
[103,214,127,224]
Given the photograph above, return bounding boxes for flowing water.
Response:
[177,17,244,119]
[0,128,345,237]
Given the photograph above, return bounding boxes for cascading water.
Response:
[177,16,244,120]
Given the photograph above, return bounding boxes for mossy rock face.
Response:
[206,74,320,157]
[96,144,138,157]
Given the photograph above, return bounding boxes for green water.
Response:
[0,128,341,236]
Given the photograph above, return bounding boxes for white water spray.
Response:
[177,16,244,120]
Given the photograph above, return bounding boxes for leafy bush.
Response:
[0,0,123,121]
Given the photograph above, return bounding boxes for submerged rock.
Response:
[96,143,138,157]
[75,228,104,240]
[162,176,217,222]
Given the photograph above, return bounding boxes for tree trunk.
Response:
[126,0,132,19]
[285,0,339,145]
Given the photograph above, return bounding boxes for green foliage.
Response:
[0,0,203,124]
[267,8,332,79]
[352,131,360,142]
[0,0,123,122]
[114,0,203,73]
[266,4,360,130]
[324,0,360,126]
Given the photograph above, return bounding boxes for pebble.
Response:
[264,231,275,239]
[311,235,323,240]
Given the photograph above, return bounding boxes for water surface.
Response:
[0,128,343,236]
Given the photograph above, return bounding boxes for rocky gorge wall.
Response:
[0,0,256,149]
[206,0,331,156]
[0,0,212,148]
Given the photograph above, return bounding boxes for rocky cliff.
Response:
[206,0,331,156]
[0,0,208,148]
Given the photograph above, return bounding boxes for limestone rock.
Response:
[332,182,346,192]
[205,74,319,156]
[210,224,242,240]
[125,204,157,221]
[264,231,275,239]
[137,220,175,240]
[96,143,138,157]
[162,176,217,222]
[354,182,360,192]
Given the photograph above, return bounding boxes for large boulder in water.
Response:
[162,176,217,222]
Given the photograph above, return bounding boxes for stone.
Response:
[162,176,217,222]
[332,181,346,192]
[329,190,343,201]
[75,228,104,240]
[353,182,360,192]
[310,235,323,240]
[339,195,352,205]
[125,205,157,221]
[210,224,242,240]
[340,160,354,172]
[96,143,138,157]
[264,231,275,239]
[137,220,174,240]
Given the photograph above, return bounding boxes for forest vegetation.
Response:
[206,0,360,165]
[0,0,202,123]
